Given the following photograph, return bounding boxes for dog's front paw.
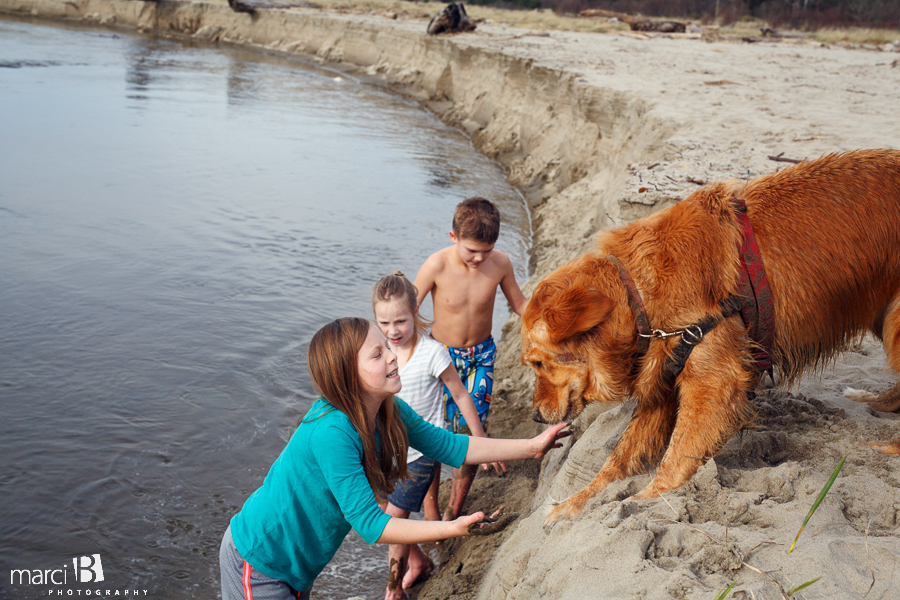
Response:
[545,493,588,524]
[631,486,662,501]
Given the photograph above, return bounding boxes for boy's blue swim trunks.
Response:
[441,336,495,434]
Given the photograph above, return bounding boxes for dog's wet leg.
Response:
[635,340,752,500]
[846,294,900,412]
[546,396,677,523]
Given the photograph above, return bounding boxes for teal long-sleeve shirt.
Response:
[229,397,469,591]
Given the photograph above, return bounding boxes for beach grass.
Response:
[813,27,900,45]
[788,453,847,553]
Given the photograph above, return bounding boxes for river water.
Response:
[0,17,529,599]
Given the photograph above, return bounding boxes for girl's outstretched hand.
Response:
[530,422,572,459]
[450,512,486,537]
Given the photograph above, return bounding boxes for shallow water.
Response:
[0,18,529,599]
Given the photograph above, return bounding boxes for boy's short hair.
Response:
[452,197,500,244]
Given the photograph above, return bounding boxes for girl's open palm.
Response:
[531,422,571,459]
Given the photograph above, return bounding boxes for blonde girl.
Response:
[372,272,495,600]
[219,316,567,600]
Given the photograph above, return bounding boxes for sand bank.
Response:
[3,1,898,598]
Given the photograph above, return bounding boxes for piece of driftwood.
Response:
[579,8,687,34]
[227,0,316,15]
[578,8,626,19]
[427,3,476,35]
[768,153,803,164]
[760,27,812,39]
[630,19,686,33]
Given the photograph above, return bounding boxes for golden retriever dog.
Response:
[521,149,900,522]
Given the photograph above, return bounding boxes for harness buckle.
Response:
[681,325,704,346]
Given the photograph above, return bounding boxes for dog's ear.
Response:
[541,282,615,345]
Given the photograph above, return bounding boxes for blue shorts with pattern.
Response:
[441,336,495,434]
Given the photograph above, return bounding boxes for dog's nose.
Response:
[531,410,547,424]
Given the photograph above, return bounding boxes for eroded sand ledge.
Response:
[4,2,899,599]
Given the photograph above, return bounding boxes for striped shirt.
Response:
[398,335,452,462]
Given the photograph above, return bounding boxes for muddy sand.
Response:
[2,1,898,598]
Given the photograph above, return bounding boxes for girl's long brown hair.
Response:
[306,317,409,498]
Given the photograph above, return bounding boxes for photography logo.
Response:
[9,554,103,585]
[9,554,148,596]
[73,555,104,583]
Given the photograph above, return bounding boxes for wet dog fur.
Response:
[521,149,900,522]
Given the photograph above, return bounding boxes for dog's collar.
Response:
[606,254,653,359]
[606,254,742,379]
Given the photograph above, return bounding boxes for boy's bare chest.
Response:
[435,269,499,308]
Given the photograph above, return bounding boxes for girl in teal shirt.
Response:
[220,317,568,600]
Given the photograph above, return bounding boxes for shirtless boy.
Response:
[414,197,528,520]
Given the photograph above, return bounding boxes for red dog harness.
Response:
[608,195,775,378]
[730,196,775,371]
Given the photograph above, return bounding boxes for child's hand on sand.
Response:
[481,461,507,474]
[530,422,572,458]
[450,512,487,537]
[466,506,517,536]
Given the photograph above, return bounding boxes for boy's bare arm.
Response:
[413,253,441,309]
[439,365,506,473]
[439,365,486,438]
[497,253,528,316]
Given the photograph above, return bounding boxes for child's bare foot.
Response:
[402,545,434,589]
[384,586,408,600]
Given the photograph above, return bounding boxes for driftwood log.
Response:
[427,2,476,35]
[578,8,624,19]
[760,27,812,39]
[227,0,316,15]
[578,8,685,33]
[629,20,686,33]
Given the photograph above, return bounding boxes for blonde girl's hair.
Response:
[306,317,409,498]
[371,271,432,342]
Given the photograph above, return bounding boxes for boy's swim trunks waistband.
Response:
[445,335,495,358]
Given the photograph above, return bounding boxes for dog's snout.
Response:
[532,410,547,424]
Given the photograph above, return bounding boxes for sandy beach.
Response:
[2,1,898,598]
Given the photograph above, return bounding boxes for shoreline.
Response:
[4,2,899,599]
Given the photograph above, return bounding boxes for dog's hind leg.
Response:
[845,294,900,412]
[546,395,677,523]
[634,338,753,500]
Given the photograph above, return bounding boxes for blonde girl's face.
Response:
[357,323,401,403]
[373,297,416,351]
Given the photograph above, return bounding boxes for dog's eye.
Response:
[533,361,543,370]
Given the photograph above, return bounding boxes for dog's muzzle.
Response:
[531,410,547,424]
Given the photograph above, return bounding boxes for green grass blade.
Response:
[788,576,821,595]
[713,580,738,600]
[788,454,847,553]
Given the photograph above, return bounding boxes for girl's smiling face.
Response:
[373,298,416,351]
[357,322,401,404]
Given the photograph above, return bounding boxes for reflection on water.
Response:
[0,17,529,600]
